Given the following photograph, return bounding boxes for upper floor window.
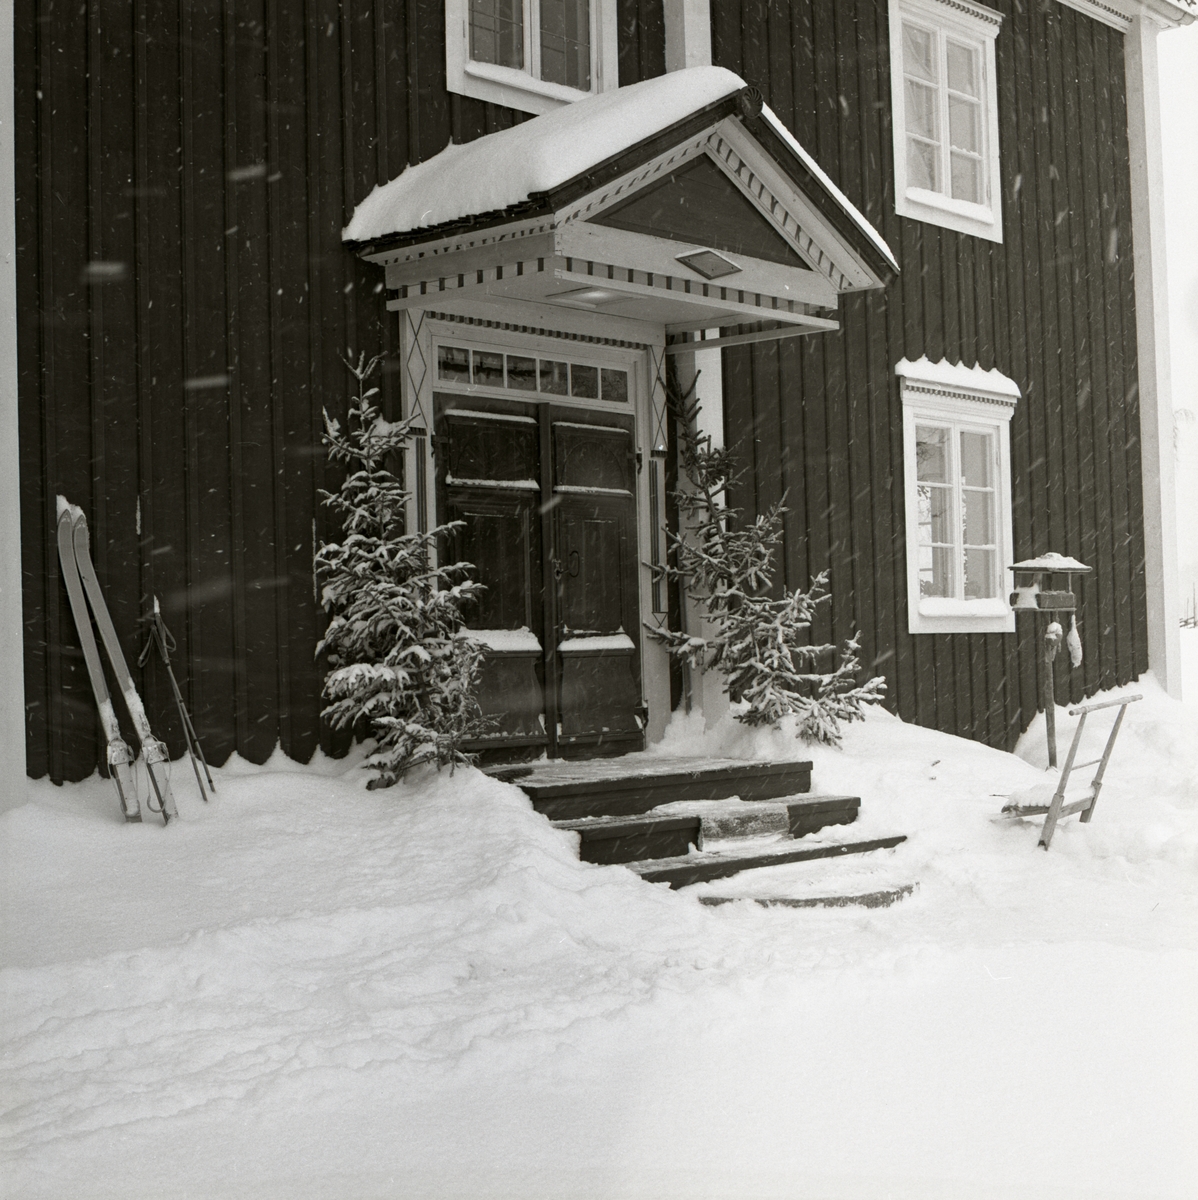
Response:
[446,0,618,115]
[888,0,1003,243]
[897,357,1019,634]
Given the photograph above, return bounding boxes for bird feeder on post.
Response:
[1009,553,1092,768]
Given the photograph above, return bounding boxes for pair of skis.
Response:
[56,498,177,824]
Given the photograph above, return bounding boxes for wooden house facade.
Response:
[3,0,1190,782]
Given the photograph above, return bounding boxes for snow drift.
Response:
[1,636,1196,1200]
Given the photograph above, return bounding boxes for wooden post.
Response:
[1042,617,1062,769]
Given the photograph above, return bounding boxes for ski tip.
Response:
[124,812,143,823]
[55,494,84,522]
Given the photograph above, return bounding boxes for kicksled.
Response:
[1001,693,1142,850]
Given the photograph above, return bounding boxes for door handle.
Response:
[552,551,580,581]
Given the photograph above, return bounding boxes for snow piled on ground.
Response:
[2,636,1196,1200]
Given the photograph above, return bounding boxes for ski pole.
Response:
[138,597,215,801]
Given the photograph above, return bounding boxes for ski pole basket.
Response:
[1002,693,1142,850]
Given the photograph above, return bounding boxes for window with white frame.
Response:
[897,357,1019,634]
[888,0,1003,243]
[446,0,618,115]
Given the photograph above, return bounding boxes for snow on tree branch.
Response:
[647,369,886,744]
[314,352,486,787]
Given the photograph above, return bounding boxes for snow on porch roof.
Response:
[343,67,897,274]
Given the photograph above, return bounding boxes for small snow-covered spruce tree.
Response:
[315,352,485,787]
[648,375,885,744]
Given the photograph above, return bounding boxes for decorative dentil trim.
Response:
[901,382,1018,411]
[922,0,1004,27]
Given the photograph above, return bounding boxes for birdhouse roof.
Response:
[1009,553,1092,573]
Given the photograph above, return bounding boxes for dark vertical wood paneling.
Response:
[18,0,527,778]
[1108,37,1148,681]
[776,340,809,592]
[712,0,1146,750]
[1003,1,1038,742]
[141,0,189,754]
[750,340,785,537]
[44,0,95,780]
[14,2,47,776]
[1074,21,1109,693]
[617,0,665,87]
[856,0,901,702]
[1061,14,1091,705]
[1091,25,1125,691]
[709,0,743,88]
[798,336,831,641]
[18,0,1152,774]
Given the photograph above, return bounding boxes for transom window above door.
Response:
[445,0,618,114]
[435,341,630,405]
[888,0,1003,243]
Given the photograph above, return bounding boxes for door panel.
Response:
[435,389,644,759]
[554,422,634,493]
[559,653,642,739]
[437,400,546,758]
[551,410,642,756]
[556,505,626,635]
[449,499,535,631]
[445,412,539,484]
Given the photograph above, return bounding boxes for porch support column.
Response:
[399,308,436,538]
[1124,15,1181,698]
[673,339,730,731]
[0,6,25,788]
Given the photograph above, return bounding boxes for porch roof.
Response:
[344,67,896,278]
[344,68,896,345]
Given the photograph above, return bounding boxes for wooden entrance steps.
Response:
[495,755,909,895]
[698,884,917,910]
[554,795,862,865]
[496,756,815,820]
[628,834,909,889]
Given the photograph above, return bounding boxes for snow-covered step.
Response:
[628,835,908,889]
[698,884,916,910]
[555,795,861,864]
[555,813,701,864]
[687,847,917,908]
[514,756,814,820]
[649,794,861,841]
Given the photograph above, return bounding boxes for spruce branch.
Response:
[646,369,885,744]
[314,352,486,785]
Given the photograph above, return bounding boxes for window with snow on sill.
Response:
[897,356,1019,635]
[888,0,1004,243]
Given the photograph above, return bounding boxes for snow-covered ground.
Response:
[3,636,1196,1200]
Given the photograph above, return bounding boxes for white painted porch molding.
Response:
[1126,13,1184,697]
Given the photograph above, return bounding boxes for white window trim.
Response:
[897,357,1019,634]
[445,0,619,115]
[888,0,1004,243]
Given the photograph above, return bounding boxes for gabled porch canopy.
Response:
[344,67,897,351]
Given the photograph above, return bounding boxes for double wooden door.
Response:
[435,395,643,759]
